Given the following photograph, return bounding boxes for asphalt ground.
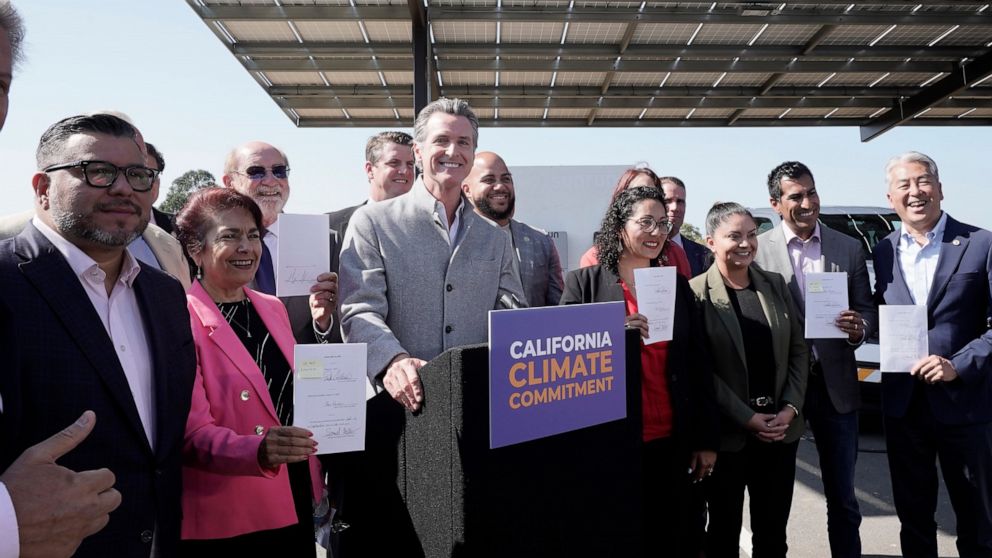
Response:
[742,414,959,558]
[316,415,960,558]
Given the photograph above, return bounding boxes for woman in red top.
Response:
[562,186,719,557]
[578,167,692,279]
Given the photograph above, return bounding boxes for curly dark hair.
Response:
[596,186,666,275]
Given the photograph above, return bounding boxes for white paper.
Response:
[879,305,929,373]
[804,272,849,339]
[633,266,677,344]
[293,343,367,454]
[276,214,330,297]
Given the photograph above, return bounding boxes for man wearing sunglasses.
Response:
[222,141,340,344]
[0,113,196,557]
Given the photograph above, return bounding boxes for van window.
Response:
[818,213,901,255]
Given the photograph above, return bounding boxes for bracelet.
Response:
[784,403,800,417]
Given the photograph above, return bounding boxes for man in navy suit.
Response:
[873,151,992,557]
[0,114,196,557]
[660,176,708,276]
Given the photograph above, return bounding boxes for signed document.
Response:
[276,214,330,297]
[879,305,929,373]
[804,272,849,339]
[293,343,367,454]
[633,266,676,344]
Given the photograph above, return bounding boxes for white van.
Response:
[749,206,901,411]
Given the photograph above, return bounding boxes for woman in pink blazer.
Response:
[174,188,326,556]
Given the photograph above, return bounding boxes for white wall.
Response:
[508,165,629,272]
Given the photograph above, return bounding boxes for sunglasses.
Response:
[237,165,290,180]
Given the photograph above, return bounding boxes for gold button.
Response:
[240,390,250,401]
[255,425,264,435]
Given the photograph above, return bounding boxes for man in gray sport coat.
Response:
[339,98,525,413]
[462,151,564,307]
[753,161,876,558]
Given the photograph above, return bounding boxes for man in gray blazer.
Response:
[339,98,525,413]
[462,151,564,307]
[753,161,876,558]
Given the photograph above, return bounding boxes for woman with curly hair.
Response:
[561,186,718,557]
[578,167,692,278]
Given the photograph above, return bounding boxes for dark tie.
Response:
[256,241,276,295]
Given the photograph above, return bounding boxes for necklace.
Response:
[218,298,253,339]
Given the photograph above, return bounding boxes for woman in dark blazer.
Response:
[561,186,719,558]
[689,202,808,558]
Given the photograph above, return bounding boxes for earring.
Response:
[195,265,203,280]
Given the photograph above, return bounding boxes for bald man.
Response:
[462,151,563,306]
[221,141,340,344]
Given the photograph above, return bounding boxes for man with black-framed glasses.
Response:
[0,112,196,557]
[221,140,340,345]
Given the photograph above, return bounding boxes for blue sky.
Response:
[2,0,989,231]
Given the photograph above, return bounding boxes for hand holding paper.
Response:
[879,305,928,373]
[277,214,331,297]
[804,272,848,339]
[294,344,367,454]
[632,266,676,344]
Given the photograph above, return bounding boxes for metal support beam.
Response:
[409,0,434,117]
[188,4,992,26]
[232,42,991,60]
[269,84,934,99]
[279,94,992,111]
[861,49,992,141]
[295,117,992,128]
[247,57,952,74]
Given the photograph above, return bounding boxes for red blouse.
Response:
[620,280,674,442]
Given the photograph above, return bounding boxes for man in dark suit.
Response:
[144,142,174,234]
[660,176,708,276]
[221,140,340,343]
[0,12,125,558]
[462,150,564,306]
[753,161,875,558]
[0,113,196,557]
[873,151,992,557]
[327,130,414,246]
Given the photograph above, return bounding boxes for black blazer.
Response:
[327,202,365,267]
[560,264,719,451]
[681,237,710,278]
[152,207,175,235]
[0,224,196,558]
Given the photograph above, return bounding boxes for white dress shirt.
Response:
[32,217,157,448]
[897,211,947,306]
[670,232,684,248]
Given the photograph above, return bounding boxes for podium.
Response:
[331,329,644,558]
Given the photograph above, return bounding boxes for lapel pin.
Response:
[953,239,961,246]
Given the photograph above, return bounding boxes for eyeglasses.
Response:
[236,165,290,180]
[629,216,674,234]
[43,160,159,192]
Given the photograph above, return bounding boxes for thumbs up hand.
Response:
[0,411,122,558]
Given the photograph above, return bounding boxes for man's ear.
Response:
[32,173,51,210]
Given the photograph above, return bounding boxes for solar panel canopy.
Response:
[188,1,992,140]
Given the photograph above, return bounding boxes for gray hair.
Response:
[223,142,290,175]
[885,151,939,184]
[413,97,479,147]
[705,201,754,236]
[0,1,25,67]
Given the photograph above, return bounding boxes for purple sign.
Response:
[488,302,627,449]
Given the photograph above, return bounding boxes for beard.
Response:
[475,195,515,222]
[50,195,149,247]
